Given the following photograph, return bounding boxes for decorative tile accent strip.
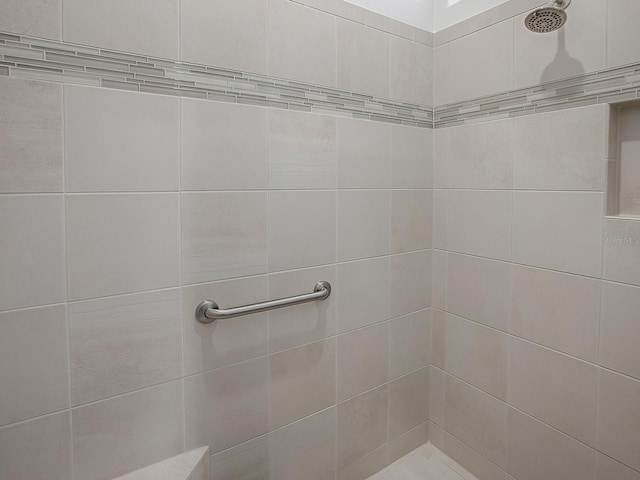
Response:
[435,64,640,127]
[0,32,434,128]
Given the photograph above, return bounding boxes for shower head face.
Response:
[525,5,567,33]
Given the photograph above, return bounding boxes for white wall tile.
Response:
[185,357,269,454]
[269,191,336,271]
[0,195,66,310]
[0,412,73,480]
[0,305,69,426]
[182,275,269,375]
[392,125,433,189]
[391,189,433,253]
[181,100,268,191]
[69,289,182,405]
[182,0,268,74]
[389,36,433,105]
[181,192,268,284]
[512,192,604,277]
[73,381,185,480]
[337,190,391,262]
[606,0,640,68]
[67,194,180,300]
[603,218,640,287]
[0,77,63,193]
[65,86,179,192]
[269,110,337,189]
[63,0,179,59]
[0,0,61,39]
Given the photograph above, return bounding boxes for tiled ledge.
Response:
[0,31,434,128]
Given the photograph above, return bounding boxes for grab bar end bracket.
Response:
[315,281,331,298]
[196,300,219,324]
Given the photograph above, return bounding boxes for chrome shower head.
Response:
[525,0,571,33]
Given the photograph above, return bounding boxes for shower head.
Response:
[525,0,571,33]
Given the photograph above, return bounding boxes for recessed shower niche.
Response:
[609,102,640,218]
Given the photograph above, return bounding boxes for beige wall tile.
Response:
[185,358,269,454]
[514,105,607,191]
[0,195,66,310]
[603,219,640,287]
[67,193,180,300]
[181,192,267,284]
[432,190,448,250]
[337,444,388,480]
[337,118,392,189]
[270,338,336,429]
[391,251,432,318]
[337,386,388,468]
[211,435,269,480]
[596,369,640,471]
[447,190,512,261]
[182,0,268,74]
[337,322,389,402]
[389,310,431,380]
[181,100,268,191]
[391,189,433,254]
[389,368,429,440]
[506,407,595,480]
[0,0,61,39]
[337,19,389,98]
[269,0,336,87]
[269,110,337,189]
[69,289,182,405]
[387,423,429,464]
[507,337,597,445]
[0,305,69,426]
[595,453,640,480]
[432,250,447,310]
[440,427,507,480]
[65,85,179,192]
[338,190,391,261]
[444,374,507,467]
[0,412,72,480]
[600,281,640,380]
[181,276,269,375]
[448,119,515,190]
[269,407,337,480]
[389,36,433,105]
[392,125,433,189]
[607,0,640,68]
[433,128,449,189]
[73,381,185,480]
[442,313,508,400]
[510,265,600,362]
[268,265,337,353]
[429,366,446,427]
[512,192,604,277]
[63,0,179,58]
[0,77,63,193]
[269,191,336,271]
[446,253,510,331]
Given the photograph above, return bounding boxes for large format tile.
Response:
[269,191,336,271]
[182,275,269,375]
[0,305,69,426]
[63,0,179,58]
[512,191,604,277]
[389,310,431,380]
[447,190,512,261]
[607,0,640,68]
[337,444,388,480]
[67,193,180,300]
[389,36,432,105]
[181,100,268,191]
[603,218,640,286]
[390,251,432,318]
[182,0,268,74]
[181,192,267,284]
[510,265,600,361]
[595,453,640,480]
[0,412,73,480]
[69,289,182,405]
[65,85,179,192]
[270,338,336,429]
[507,337,597,446]
[269,110,337,189]
[185,357,269,454]
[0,0,61,39]
[337,322,389,402]
[0,195,66,310]
[337,19,389,98]
[439,426,507,480]
[391,125,433,189]
[448,118,514,190]
[600,281,640,380]
[269,0,336,87]
[514,105,607,191]
[387,423,429,464]
[391,189,432,254]
[0,77,63,193]
[73,381,185,480]
[210,435,270,480]
[389,368,429,440]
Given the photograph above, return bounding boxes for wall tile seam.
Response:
[429,365,640,476]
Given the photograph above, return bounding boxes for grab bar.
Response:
[195,281,332,324]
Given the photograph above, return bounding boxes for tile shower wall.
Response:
[0,2,433,480]
[430,2,640,479]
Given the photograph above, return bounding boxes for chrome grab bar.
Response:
[195,281,332,324]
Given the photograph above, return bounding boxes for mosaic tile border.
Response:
[0,32,434,128]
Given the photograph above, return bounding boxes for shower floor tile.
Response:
[367,443,480,480]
